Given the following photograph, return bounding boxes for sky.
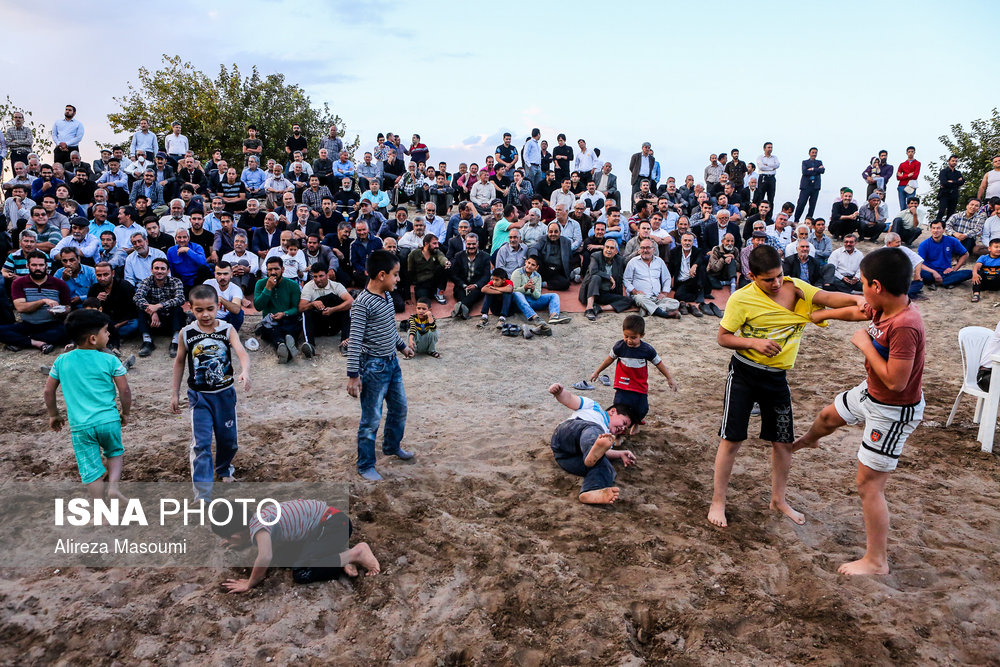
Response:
[3,0,996,215]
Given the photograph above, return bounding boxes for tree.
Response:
[107,55,358,165]
[0,96,54,177]
[922,108,1000,215]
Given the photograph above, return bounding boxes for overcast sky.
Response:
[4,0,996,214]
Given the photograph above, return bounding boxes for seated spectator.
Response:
[242,156,268,199]
[827,234,865,292]
[287,204,324,243]
[159,198,190,235]
[603,207,626,243]
[449,233,491,319]
[407,234,450,304]
[380,237,407,313]
[784,224,816,258]
[221,231,260,295]
[708,233,741,293]
[264,164,294,209]
[0,252,70,353]
[97,231,128,274]
[581,239,631,320]
[531,222,575,291]
[298,262,353,356]
[583,221,609,257]
[356,152,381,193]
[623,221,653,262]
[124,231,166,285]
[855,191,888,242]
[648,213,675,259]
[519,208,547,247]
[445,220,472,260]
[204,261,247,332]
[167,228,211,293]
[593,162,620,206]
[446,201,484,245]
[740,230,769,286]
[350,221,384,287]
[946,197,987,257]
[979,198,1000,249]
[512,255,568,327]
[213,211,239,261]
[302,233,337,272]
[701,209,743,255]
[251,212,283,260]
[884,231,926,299]
[25,205,62,254]
[134,257,185,358]
[353,200,387,238]
[488,205,525,258]
[668,232,710,316]
[477,268,514,328]
[52,216,100,262]
[808,218,833,262]
[829,189,860,239]
[625,238,680,318]
[266,234,308,283]
[972,239,1000,302]
[87,261,138,351]
[918,219,971,289]
[765,212,793,249]
[783,239,827,288]
[422,202,448,241]
[361,179,391,217]
[54,247,97,307]
[407,298,440,356]
[254,256,303,364]
[394,161,422,210]
[187,211,216,262]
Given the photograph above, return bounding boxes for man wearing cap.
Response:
[92,148,112,179]
[52,217,100,261]
[129,119,159,160]
[96,157,129,206]
[163,122,188,168]
[856,191,888,241]
[52,105,84,166]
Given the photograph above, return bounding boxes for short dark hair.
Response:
[622,314,645,335]
[99,230,116,240]
[906,145,916,151]
[265,256,283,268]
[748,244,782,276]
[189,285,217,303]
[26,250,49,264]
[151,257,169,269]
[608,403,635,424]
[491,267,508,279]
[215,260,231,270]
[65,309,111,345]
[367,249,400,278]
[503,205,517,218]
[311,262,329,274]
[81,297,103,310]
[417,297,433,307]
[860,247,910,296]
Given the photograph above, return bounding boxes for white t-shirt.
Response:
[266,247,308,281]
[569,397,610,432]
[203,279,244,320]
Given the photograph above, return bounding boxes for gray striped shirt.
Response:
[346,289,405,377]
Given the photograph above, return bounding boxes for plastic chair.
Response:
[946,326,994,426]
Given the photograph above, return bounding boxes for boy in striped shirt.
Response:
[346,250,415,481]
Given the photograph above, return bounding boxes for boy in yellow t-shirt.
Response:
[708,245,864,529]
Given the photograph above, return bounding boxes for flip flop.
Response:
[572,380,596,391]
[599,374,611,386]
[972,294,981,303]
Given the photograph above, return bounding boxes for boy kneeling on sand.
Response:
[213,499,380,592]
[548,383,636,505]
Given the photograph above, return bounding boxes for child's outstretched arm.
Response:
[810,305,871,324]
[589,355,615,382]
[654,360,678,391]
[549,383,583,410]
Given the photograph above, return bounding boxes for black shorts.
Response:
[613,388,649,423]
[719,355,793,443]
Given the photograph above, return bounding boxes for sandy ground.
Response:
[2,240,1000,665]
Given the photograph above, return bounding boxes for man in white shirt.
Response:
[884,232,925,299]
[757,141,780,207]
[826,234,864,292]
[766,213,794,248]
[422,203,447,241]
[124,231,167,285]
[159,199,190,235]
[163,122,188,167]
[624,239,680,318]
[784,225,816,258]
[221,231,261,295]
[204,261,247,331]
[550,178,576,212]
[573,139,596,181]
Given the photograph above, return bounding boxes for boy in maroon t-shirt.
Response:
[794,248,925,576]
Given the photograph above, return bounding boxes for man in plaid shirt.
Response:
[946,198,989,256]
[4,112,33,166]
[134,257,185,358]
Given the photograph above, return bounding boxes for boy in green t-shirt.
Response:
[44,309,132,499]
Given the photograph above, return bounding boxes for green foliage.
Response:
[0,96,54,177]
[922,108,1000,213]
[106,55,359,164]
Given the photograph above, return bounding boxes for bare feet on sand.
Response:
[584,433,615,467]
[770,499,805,525]
[838,557,889,576]
[343,542,380,577]
[707,501,728,527]
[579,487,620,505]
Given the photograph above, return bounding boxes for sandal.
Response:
[572,380,596,391]
[585,308,597,321]
[429,351,441,358]
[598,374,611,386]
[972,294,981,303]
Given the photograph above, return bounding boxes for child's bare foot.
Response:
[579,487,620,505]
[708,501,728,527]
[792,434,819,452]
[838,557,889,576]
[108,487,128,503]
[343,542,380,577]
[584,433,615,467]
[770,499,805,525]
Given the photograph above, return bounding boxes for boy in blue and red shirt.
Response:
[591,313,677,434]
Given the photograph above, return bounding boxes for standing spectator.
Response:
[163,122,188,167]
[552,134,573,182]
[937,154,965,221]
[52,105,84,165]
[757,142,780,207]
[795,147,825,222]
[405,134,429,165]
[5,111,33,166]
[862,151,893,199]
[129,119,158,159]
[629,142,655,204]
[978,155,1000,202]
[285,123,307,159]
[522,129,543,188]
[896,146,921,211]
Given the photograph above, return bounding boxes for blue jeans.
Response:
[525,165,542,189]
[110,318,139,348]
[481,292,511,316]
[221,310,245,332]
[512,292,560,319]
[357,354,407,473]
[908,280,924,299]
[897,185,910,211]
[188,386,238,500]
[920,268,972,287]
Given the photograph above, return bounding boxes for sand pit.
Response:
[2,262,1000,664]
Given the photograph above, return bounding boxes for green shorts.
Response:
[70,421,124,484]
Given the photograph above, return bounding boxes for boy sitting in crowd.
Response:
[407,298,440,358]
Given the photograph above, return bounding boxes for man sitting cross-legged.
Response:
[448,232,491,320]
[624,237,681,319]
[547,382,636,505]
[298,262,353,357]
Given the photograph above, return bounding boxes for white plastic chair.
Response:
[946,326,994,426]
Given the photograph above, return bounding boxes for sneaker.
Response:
[927,282,937,291]
[124,355,137,370]
[285,335,298,358]
[699,303,713,317]
[138,341,155,357]
[460,304,470,319]
[434,293,447,304]
[548,314,571,325]
[358,468,383,481]
[585,308,597,321]
[168,342,178,358]
[530,323,552,336]
[276,343,291,364]
[300,342,315,358]
[388,448,415,460]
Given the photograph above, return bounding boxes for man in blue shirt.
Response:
[240,156,267,199]
[30,164,64,202]
[54,247,98,306]
[918,219,971,288]
[52,104,84,165]
[522,129,542,189]
[129,119,159,159]
[331,151,356,193]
